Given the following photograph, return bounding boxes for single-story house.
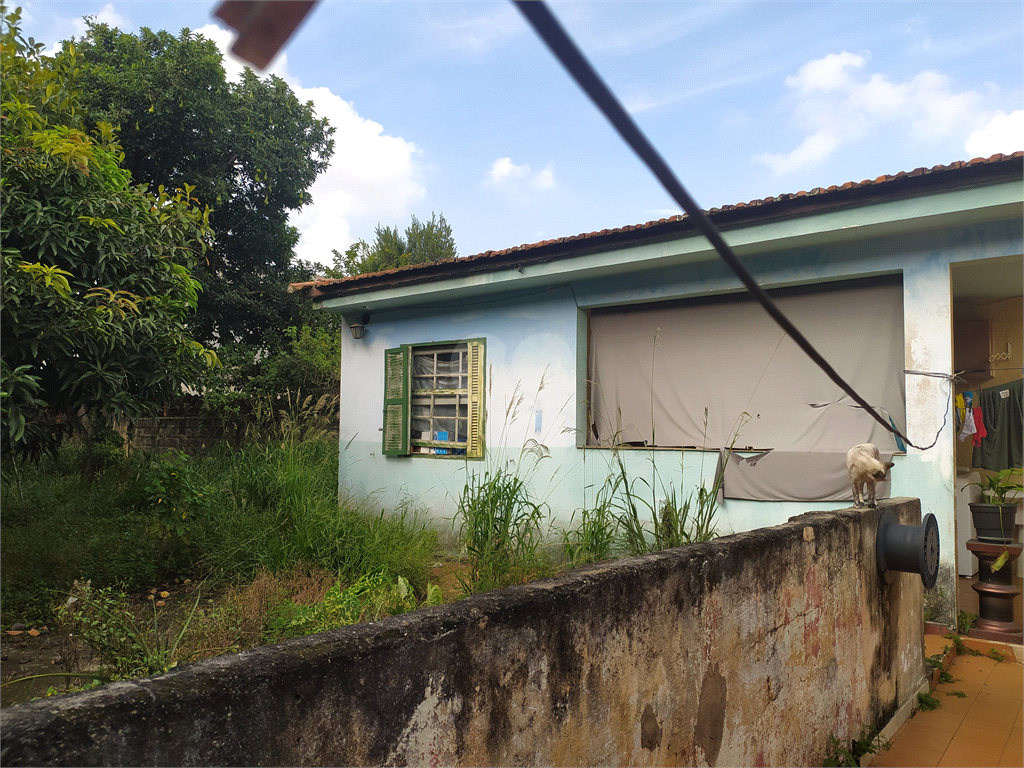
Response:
[291,152,1023,626]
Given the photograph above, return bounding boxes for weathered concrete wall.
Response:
[1,498,926,767]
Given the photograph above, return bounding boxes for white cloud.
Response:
[39,2,129,55]
[424,5,522,54]
[486,157,555,196]
[289,88,424,264]
[82,3,126,30]
[758,51,989,174]
[531,167,555,190]
[194,24,290,82]
[785,52,866,94]
[197,25,425,266]
[488,157,530,184]
[964,111,1024,157]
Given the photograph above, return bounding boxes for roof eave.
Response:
[292,153,1023,304]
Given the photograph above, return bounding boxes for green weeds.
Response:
[55,580,201,679]
[925,650,948,671]
[957,610,978,636]
[654,481,719,550]
[944,632,982,657]
[2,432,438,623]
[1,445,160,621]
[263,569,443,642]
[600,442,722,558]
[917,692,941,711]
[823,725,892,767]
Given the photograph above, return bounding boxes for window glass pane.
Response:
[412,376,433,391]
[434,403,457,418]
[413,354,435,377]
[436,352,460,374]
[437,377,460,389]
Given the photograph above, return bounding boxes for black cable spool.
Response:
[876,510,940,589]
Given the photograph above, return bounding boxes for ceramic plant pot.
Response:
[970,502,1018,544]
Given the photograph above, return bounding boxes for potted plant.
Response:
[963,468,1023,544]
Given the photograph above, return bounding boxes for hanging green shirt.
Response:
[972,378,1023,471]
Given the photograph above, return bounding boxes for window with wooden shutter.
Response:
[382,346,410,456]
[386,339,485,458]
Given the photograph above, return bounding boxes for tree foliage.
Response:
[71,21,336,349]
[329,213,458,278]
[1,6,216,460]
[188,324,341,430]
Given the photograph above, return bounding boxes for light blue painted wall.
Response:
[335,213,1021,612]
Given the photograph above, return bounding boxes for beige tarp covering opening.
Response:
[718,449,893,502]
[588,275,906,455]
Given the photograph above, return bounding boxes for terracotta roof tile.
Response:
[289,152,1023,295]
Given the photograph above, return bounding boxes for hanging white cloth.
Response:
[958,407,977,442]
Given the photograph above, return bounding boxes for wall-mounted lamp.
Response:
[349,313,370,340]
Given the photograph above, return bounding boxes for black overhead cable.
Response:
[513,0,935,452]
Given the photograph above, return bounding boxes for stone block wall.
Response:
[131,417,225,454]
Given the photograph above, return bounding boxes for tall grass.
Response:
[455,376,558,593]
[456,464,548,593]
[1,397,439,622]
[1,439,160,621]
[560,406,730,563]
[560,482,616,567]
[191,440,437,591]
[609,410,729,556]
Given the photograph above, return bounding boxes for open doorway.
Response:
[950,253,1023,627]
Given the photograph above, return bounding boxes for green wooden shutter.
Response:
[382,346,410,456]
[466,340,485,458]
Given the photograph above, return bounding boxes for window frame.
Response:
[382,338,486,459]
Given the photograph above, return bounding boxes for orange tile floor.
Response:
[873,636,1023,768]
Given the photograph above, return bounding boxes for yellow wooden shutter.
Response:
[466,340,485,458]
[382,346,410,456]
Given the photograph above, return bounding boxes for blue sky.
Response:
[19,1,1024,266]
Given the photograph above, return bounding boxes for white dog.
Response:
[846,443,895,508]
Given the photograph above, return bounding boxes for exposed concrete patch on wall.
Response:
[695,661,727,765]
[1,499,927,767]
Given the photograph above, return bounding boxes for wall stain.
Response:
[695,662,727,766]
[640,703,662,750]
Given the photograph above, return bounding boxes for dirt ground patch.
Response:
[1,560,471,709]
